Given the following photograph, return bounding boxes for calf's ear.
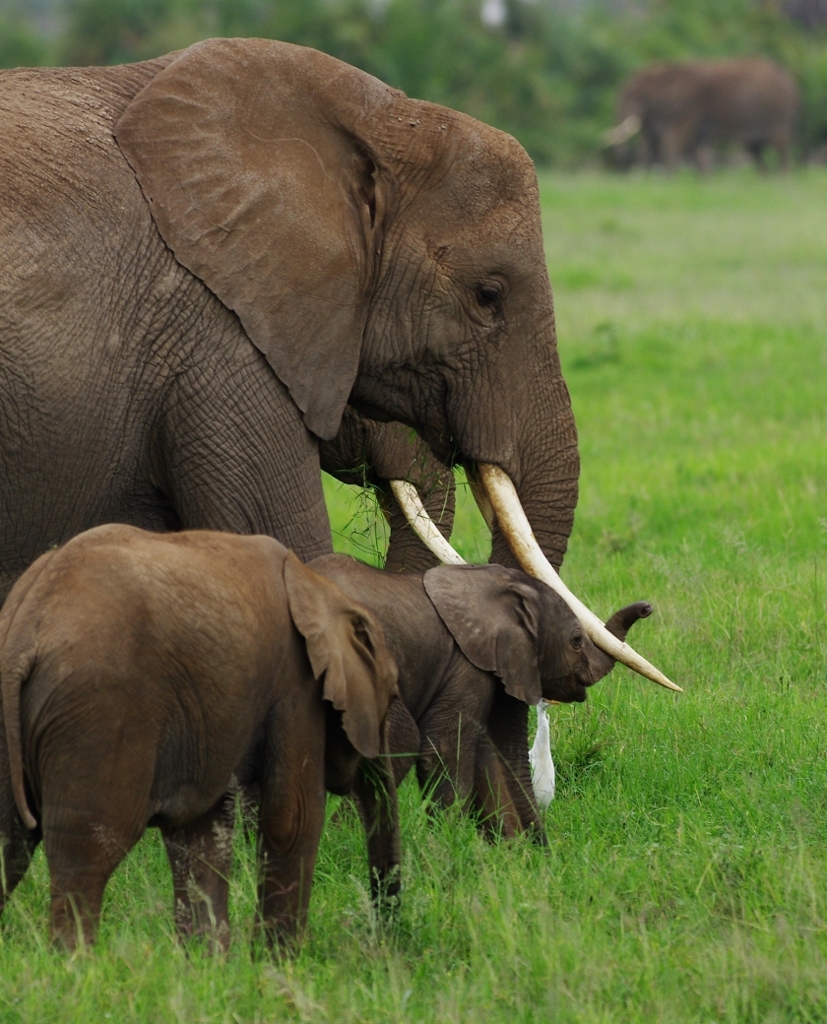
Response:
[423,565,542,705]
[284,553,398,758]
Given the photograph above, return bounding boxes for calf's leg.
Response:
[472,732,523,840]
[37,703,155,949]
[44,809,143,949]
[257,703,326,948]
[0,728,40,915]
[161,790,235,952]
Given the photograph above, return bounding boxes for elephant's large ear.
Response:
[284,553,399,758]
[424,565,542,705]
[115,38,400,440]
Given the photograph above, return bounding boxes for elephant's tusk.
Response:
[389,480,466,566]
[602,113,642,146]
[477,463,682,692]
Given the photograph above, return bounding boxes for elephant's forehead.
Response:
[414,142,542,253]
[388,97,539,210]
[446,133,539,212]
[422,202,545,278]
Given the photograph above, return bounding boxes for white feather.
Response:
[529,702,556,809]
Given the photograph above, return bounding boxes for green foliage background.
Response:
[2,0,827,164]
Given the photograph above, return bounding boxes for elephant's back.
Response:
[6,526,292,724]
[701,58,800,135]
[0,60,175,216]
[0,58,185,334]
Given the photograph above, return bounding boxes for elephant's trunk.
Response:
[484,451,578,575]
[388,481,465,566]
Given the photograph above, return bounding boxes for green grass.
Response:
[4,167,827,1022]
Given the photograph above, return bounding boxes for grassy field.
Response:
[3,169,826,1022]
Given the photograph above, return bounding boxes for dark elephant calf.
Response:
[0,525,398,950]
[312,556,650,842]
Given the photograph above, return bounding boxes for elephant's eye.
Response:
[475,282,503,311]
[571,628,583,651]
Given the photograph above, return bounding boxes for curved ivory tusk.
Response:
[389,480,466,566]
[477,463,682,692]
[603,113,642,146]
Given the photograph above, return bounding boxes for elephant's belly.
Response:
[147,733,264,830]
[147,781,237,831]
[0,468,176,604]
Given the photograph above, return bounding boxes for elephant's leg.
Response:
[472,732,523,841]
[343,698,416,830]
[43,812,142,949]
[747,139,767,171]
[161,346,332,561]
[773,133,792,171]
[642,127,660,167]
[483,690,548,846]
[414,663,490,813]
[37,704,155,949]
[415,704,481,814]
[0,816,40,916]
[161,790,235,953]
[0,731,41,915]
[386,699,420,789]
[352,757,400,909]
[256,705,326,947]
[661,128,683,170]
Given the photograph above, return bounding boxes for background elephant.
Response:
[312,555,652,842]
[0,38,582,623]
[0,525,399,949]
[606,57,799,169]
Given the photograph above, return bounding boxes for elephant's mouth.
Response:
[389,468,681,693]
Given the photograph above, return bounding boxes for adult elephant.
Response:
[605,57,799,169]
[0,38,671,684]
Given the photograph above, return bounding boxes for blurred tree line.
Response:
[1,0,826,163]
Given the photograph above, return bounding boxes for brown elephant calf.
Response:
[0,525,398,950]
[312,556,651,843]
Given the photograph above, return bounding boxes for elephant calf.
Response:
[0,525,398,950]
[311,556,651,843]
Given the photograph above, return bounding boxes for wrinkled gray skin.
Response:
[0,38,577,602]
[312,555,652,843]
[0,526,399,950]
[320,409,455,573]
[610,57,799,169]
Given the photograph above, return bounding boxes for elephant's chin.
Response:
[551,680,589,704]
